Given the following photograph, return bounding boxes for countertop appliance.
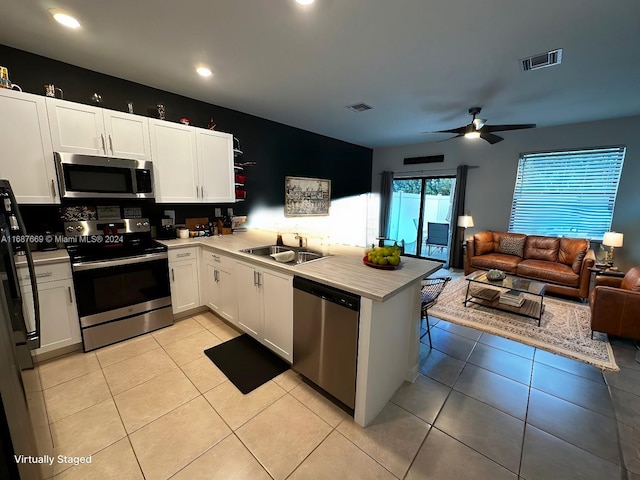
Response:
[0,179,46,479]
[292,276,360,410]
[65,217,172,351]
[54,152,154,199]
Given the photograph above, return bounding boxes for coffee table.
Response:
[464,271,546,326]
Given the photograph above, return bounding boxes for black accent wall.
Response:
[1,44,372,231]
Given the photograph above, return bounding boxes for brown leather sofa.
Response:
[465,231,595,300]
[590,267,640,339]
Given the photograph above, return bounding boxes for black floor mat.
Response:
[204,334,289,394]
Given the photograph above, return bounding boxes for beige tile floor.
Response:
[36,312,422,480]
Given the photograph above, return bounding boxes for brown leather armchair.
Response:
[590,267,640,339]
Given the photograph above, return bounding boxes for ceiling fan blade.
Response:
[480,132,503,144]
[435,126,466,134]
[484,123,536,132]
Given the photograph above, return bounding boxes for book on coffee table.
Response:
[500,289,525,307]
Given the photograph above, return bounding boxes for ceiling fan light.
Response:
[473,118,486,130]
[464,131,480,139]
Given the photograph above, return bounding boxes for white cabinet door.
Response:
[196,129,235,203]
[262,270,293,362]
[22,280,81,355]
[235,262,262,338]
[46,98,107,156]
[202,262,217,311]
[103,110,151,161]
[170,260,200,314]
[46,99,152,161]
[202,251,238,324]
[217,268,238,324]
[149,120,199,203]
[0,90,58,203]
[234,261,292,361]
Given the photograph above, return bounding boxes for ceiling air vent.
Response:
[346,102,373,113]
[521,48,563,71]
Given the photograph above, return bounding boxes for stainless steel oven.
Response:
[66,219,172,351]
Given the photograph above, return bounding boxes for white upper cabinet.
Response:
[149,119,199,203]
[46,98,151,161]
[150,120,235,204]
[102,110,151,160]
[196,129,235,203]
[0,89,59,203]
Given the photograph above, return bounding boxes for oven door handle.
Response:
[72,252,168,272]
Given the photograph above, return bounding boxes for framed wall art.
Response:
[284,176,331,217]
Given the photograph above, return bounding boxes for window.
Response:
[509,147,625,240]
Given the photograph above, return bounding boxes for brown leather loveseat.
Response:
[590,267,640,340]
[465,231,595,300]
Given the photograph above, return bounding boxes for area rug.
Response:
[429,278,619,371]
[204,334,289,394]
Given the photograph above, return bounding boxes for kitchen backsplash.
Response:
[20,201,247,237]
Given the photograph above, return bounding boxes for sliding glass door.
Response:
[387,177,456,260]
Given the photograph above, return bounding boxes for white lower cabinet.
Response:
[201,249,237,324]
[18,262,81,356]
[235,261,293,362]
[169,247,200,314]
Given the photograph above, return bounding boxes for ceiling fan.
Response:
[433,107,536,144]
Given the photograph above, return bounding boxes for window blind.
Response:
[508,147,625,240]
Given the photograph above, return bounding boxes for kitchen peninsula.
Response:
[159,230,442,427]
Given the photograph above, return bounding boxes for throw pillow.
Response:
[498,236,525,257]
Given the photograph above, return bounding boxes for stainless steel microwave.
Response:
[54,152,155,199]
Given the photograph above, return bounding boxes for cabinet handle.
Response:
[36,271,52,278]
[201,186,204,199]
[51,179,56,198]
[108,134,114,154]
[212,254,220,261]
[256,272,262,287]
[68,286,73,304]
[171,268,175,282]
[214,269,219,283]
[100,134,107,154]
[253,270,257,286]
[176,252,190,258]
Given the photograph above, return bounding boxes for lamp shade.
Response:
[603,231,623,247]
[457,215,474,228]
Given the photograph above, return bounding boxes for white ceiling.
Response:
[1,0,639,148]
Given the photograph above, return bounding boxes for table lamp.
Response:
[457,215,474,229]
[602,231,623,268]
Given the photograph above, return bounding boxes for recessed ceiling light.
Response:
[196,66,212,77]
[296,0,315,5]
[50,10,81,29]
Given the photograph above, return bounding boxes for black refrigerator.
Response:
[0,179,45,479]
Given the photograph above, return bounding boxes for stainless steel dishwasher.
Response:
[292,276,360,410]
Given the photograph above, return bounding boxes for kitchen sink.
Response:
[240,245,329,265]
[241,245,293,256]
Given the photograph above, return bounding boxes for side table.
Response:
[589,266,626,278]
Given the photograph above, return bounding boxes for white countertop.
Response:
[158,231,443,302]
[15,249,70,267]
